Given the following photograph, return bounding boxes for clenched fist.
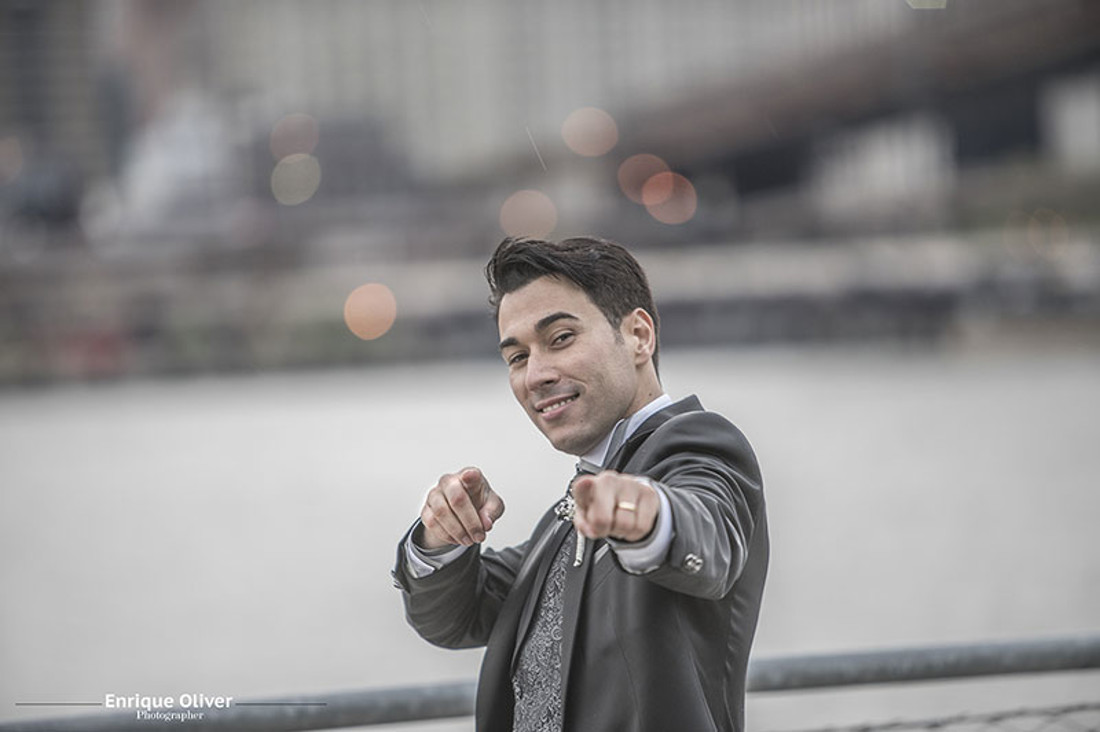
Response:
[571,470,659,543]
[419,467,505,550]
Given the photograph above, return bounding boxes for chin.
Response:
[543,429,595,457]
[541,431,570,453]
[528,410,598,455]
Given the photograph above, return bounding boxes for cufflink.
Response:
[682,553,704,574]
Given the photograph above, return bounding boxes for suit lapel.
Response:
[605,395,703,471]
[559,533,597,690]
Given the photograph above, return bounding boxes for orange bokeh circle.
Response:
[499,189,558,238]
[561,107,619,157]
[618,154,670,204]
[643,172,697,225]
[344,283,397,341]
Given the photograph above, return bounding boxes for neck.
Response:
[625,368,663,419]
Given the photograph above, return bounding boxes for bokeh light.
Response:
[561,107,619,157]
[499,189,558,238]
[0,136,24,184]
[617,154,669,204]
[343,283,398,341]
[640,171,675,206]
[270,113,319,161]
[1027,208,1069,253]
[271,153,322,206]
[643,172,698,225]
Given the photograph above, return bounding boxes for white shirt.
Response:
[406,394,675,577]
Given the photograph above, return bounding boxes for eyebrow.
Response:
[498,311,580,351]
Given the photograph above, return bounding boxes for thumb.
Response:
[480,491,505,531]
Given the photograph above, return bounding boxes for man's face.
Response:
[497,276,643,455]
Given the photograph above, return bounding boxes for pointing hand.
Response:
[571,470,658,543]
[419,468,505,550]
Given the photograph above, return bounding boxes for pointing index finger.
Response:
[570,474,595,509]
[459,467,483,490]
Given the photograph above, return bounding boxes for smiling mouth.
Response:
[537,395,578,414]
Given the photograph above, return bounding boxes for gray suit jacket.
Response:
[392,396,768,731]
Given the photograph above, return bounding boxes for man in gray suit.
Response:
[392,236,768,731]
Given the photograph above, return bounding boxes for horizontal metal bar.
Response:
[746,633,1100,692]
[4,635,1099,731]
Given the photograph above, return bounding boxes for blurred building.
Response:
[0,0,1098,383]
[4,0,1098,249]
[0,1,103,244]
[203,0,907,179]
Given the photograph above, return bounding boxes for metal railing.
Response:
[770,702,1100,732]
[4,634,1099,731]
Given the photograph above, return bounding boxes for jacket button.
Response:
[682,553,704,574]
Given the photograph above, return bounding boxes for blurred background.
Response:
[1,0,1098,730]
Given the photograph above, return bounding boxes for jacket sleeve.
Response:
[633,411,766,600]
[391,524,529,649]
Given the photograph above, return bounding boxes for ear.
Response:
[625,308,656,365]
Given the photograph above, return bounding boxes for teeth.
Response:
[538,395,577,413]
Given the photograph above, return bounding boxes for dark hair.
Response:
[485,236,660,371]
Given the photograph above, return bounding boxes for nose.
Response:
[524,349,560,393]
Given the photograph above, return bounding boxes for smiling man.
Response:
[392,236,769,732]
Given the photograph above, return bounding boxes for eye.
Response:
[506,352,528,367]
[551,331,574,347]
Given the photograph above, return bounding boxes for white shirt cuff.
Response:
[404,522,469,579]
[609,478,672,575]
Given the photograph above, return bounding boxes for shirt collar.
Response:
[579,393,673,469]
